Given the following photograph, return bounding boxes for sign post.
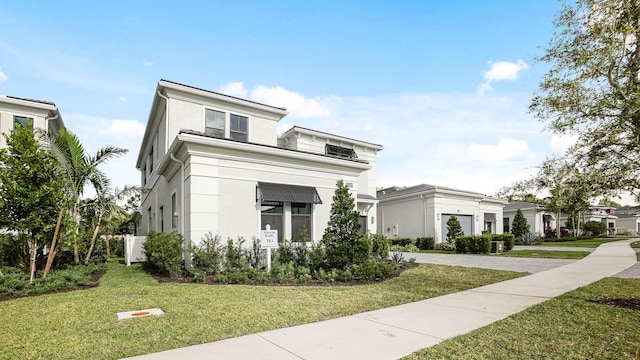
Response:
[260,224,278,272]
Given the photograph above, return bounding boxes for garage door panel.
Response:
[441,214,473,239]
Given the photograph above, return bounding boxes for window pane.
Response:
[13,116,32,130]
[358,216,367,235]
[230,114,247,132]
[292,203,311,214]
[205,109,225,137]
[292,216,310,241]
[230,132,248,142]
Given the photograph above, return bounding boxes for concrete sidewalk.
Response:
[124,239,638,360]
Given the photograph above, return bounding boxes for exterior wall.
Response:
[616,218,640,234]
[378,197,425,239]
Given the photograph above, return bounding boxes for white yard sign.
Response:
[261,225,278,272]
[260,229,278,249]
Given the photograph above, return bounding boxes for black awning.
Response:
[257,182,322,204]
[484,213,497,222]
[543,214,555,221]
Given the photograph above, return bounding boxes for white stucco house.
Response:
[0,95,65,148]
[376,184,507,243]
[135,80,382,260]
[503,201,555,236]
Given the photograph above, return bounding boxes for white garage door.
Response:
[441,214,473,240]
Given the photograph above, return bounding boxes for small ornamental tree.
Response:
[0,121,66,282]
[511,209,530,239]
[446,215,464,243]
[322,180,367,269]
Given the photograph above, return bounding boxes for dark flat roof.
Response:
[5,95,56,106]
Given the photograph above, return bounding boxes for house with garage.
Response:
[0,95,65,148]
[503,201,556,236]
[376,184,507,243]
[135,80,382,261]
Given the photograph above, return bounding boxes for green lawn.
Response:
[405,277,640,360]
[499,249,590,259]
[541,238,622,248]
[0,259,525,360]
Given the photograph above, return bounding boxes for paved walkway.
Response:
[124,239,638,360]
[513,245,595,252]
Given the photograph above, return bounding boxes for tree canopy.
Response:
[531,0,640,200]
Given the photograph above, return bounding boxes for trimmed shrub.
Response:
[469,234,492,254]
[390,238,414,246]
[455,236,472,253]
[143,231,183,277]
[416,237,435,250]
[434,242,456,251]
[446,215,464,242]
[493,233,515,252]
[224,237,247,271]
[583,221,607,237]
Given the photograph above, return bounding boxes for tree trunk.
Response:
[29,236,37,283]
[105,236,110,257]
[73,201,80,264]
[84,212,103,265]
[43,207,65,279]
[556,210,561,239]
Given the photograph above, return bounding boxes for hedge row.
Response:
[390,237,435,250]
[454,233,515,254]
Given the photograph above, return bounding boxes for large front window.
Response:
[291,203,311,241]
[205,109,225,138]
[261,203,283,242]
[230,114,248,141]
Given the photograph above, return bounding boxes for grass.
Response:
[0,258,525,360]
[541,237,622,248]
[405,277,640,360]
[499,249,590,259]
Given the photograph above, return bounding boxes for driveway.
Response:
[402,252,575,273]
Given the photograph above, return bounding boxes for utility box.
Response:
[491,241,504,254]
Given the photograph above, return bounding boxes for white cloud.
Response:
[119,97,127,103]
[104,119,145,136]
[219,82,248,98]
[0,65,8,82]
[143,59,153,67]
[478,59,529,95]
[467,138,530,163]
[250,85,331,118]
[549,133,578,153]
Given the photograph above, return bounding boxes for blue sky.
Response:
[3,1,626,204]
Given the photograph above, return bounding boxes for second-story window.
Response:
[205,109,225,138]
[13,116,33,131]
[325,144,357,159]
[230,114,248,142]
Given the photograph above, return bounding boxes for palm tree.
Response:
[42,128,128,266]
[83,178,139,264]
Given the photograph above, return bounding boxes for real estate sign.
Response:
[260,229,278,249]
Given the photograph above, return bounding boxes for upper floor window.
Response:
[13,116,33,131]
[325,144,357,159]
[230,114,248,142]
[205,109,225,138]
[149,145,154,173]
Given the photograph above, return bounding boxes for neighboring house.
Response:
[135,80,382,260]
[579,205,618,234]
[376,184,506,243]
[0,95,65,147]
[615,214,640,235]
[503,201,555,236]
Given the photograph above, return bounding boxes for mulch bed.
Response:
[149,262,418,286]
[588,297,640,311]
[0,270,106,302]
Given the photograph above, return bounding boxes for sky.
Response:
[0,1,632,205]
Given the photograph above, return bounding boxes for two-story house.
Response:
[135,80,382,260]
[0,95,65,147]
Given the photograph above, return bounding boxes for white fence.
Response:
[124,235,147,266]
